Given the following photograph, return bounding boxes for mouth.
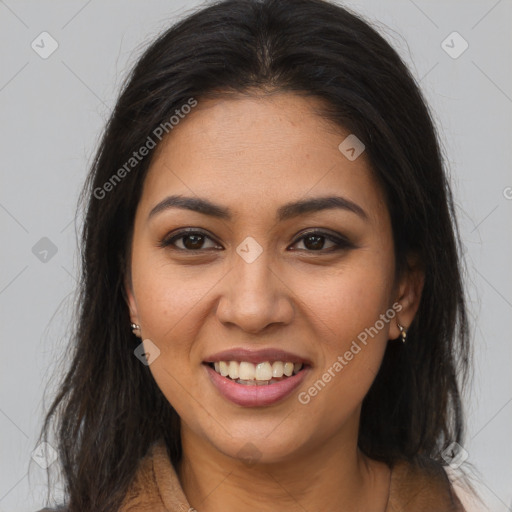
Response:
[202,359,310,407]
[205,360,307,386]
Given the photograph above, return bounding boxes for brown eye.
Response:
[290,230,354,252]
[297,234,333,251]
[159,230,222,251]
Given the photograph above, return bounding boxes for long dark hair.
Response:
[39,0,471,510]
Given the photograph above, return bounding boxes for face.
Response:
[125,92,421,465]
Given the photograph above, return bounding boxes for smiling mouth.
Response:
[205,361,306,385]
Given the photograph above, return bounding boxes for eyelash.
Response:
[158,228,354,253]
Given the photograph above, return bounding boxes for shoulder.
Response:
[35,441,174,512]
[444,465,490,512]
[388,456,466,511]
[117,440,171,512]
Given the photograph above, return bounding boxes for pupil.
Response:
[305,235,323,250]
[184,234,203,250]
[183,234,325,250]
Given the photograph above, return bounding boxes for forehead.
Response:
[138,93,387,224]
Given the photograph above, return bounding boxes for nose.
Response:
[215,248,294,335]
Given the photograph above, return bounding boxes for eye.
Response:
[158,229,222,251]
[289,230,353,252]
[159,228,354,253]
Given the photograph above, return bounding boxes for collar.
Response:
[119,439,465,512]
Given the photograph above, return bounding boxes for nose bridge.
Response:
[232,238,277,307]
[216,237,292,332]
[234,245,273,295]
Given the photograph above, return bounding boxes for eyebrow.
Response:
[148,194,368,222]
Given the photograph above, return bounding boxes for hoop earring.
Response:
[397,323,407,343]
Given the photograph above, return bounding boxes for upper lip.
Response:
[203,347,312,366]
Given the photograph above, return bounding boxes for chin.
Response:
[199,422,313,466]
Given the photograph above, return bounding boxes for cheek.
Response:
[131,264,208,416]
[131,246,216,346]
[129,246,226,414]
[291,250,394,412]
[293,250,395,347]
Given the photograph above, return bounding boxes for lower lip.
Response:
[204,364,310,407]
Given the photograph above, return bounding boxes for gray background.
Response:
[1,0,511,510]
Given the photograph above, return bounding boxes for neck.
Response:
[176,416,390,512]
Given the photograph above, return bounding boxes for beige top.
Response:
[118,439,471,512]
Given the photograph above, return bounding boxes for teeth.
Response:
[228,361,239,380]
[272,361,284,377]
[219,361,229,377]
[236,378,281,385]
[255,362,273,380]
[210,360,304,381]
[283,362,294,377]
[239,361,256,380]
[240,379,257,386]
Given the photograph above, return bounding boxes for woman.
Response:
[38,0,481,510]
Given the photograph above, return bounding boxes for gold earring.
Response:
[397,323,407,343]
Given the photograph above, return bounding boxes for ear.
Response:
[123,271,140,327]
[388,253,425,340]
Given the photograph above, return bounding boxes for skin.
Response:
[125,92,424,512]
